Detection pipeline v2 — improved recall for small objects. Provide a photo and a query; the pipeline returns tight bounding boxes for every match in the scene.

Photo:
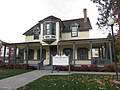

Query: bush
[0,63,35,70]
[67,65,74,71]
[90,64,97,71]
[6,64,14,69]
[81,65,88,71]
[97,67,105,72]
[74,67,81,71]
[58,66,66,71]
[104,64,115,72]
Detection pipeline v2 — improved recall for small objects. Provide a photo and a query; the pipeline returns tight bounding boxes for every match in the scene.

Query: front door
[50,45,57,65]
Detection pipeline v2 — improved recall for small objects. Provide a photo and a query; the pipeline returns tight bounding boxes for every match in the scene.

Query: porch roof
[2,41,42,49]
[2,38,112,48]
[58,38,112,43]
[58,38,112,47]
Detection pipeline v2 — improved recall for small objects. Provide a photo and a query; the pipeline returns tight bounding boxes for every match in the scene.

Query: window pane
[71,26,77,37]
[33,29,39,39]
[46,23,50,29]
[77,48,88,60]
[47,30,50,35]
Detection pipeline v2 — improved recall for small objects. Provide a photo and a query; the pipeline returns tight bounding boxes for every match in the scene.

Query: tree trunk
[117,0,120,32]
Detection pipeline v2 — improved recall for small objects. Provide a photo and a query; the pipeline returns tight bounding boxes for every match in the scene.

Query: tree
[91,0,120,31]
[91,0,120,60]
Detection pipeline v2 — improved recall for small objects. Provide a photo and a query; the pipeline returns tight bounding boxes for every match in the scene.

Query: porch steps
[40,65,52,70]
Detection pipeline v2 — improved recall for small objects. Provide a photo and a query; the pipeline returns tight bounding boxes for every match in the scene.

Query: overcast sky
[0,0,108,43]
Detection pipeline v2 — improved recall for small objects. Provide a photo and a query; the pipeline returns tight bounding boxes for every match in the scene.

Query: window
[46,23,50,35]
[63,48,73,62]
[33,26,40,39]
[26,49,34,60]
[77,48,88,60]
[43,22,56,35]
[37,49,46,60]
[71,23,78,37]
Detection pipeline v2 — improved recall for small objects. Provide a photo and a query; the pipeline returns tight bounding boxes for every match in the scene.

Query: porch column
[57,42,59,55]
[40,44,42,63]
[14,45,17,64]
[21,49,24,63]
[101,45,103,59]
[98,47,101,59]
[73,42,75,66]
[90,41,93,64]
[104,44,107,59]
[26,45,29,64]
[109,41,112,63]
[8,47,11,63]
[3,45,6,63]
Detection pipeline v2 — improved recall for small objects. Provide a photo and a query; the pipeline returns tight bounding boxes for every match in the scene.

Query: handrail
[38,58,45,70]
[39,58,44,65]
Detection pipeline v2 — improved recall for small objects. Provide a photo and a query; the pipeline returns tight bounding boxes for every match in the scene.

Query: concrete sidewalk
[0,70,50,90]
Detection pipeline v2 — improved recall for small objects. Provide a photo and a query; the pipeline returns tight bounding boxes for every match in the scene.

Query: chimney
[83,8,87,22]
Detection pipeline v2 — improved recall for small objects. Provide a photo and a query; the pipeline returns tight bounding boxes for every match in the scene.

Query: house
[2,9,113,69]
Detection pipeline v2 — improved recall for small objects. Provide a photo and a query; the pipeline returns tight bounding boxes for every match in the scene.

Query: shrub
[104,64,115,72]
[6,64,14,69]
[58,66,66,71]
[97,67,105,72]
[70,65,75,71]
[90,64,97,71]
[0,64,6,69]
[81,65,88,71]
[74,67,81,71]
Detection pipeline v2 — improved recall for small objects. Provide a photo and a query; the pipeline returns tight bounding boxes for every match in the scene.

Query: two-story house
[2,9,113,69]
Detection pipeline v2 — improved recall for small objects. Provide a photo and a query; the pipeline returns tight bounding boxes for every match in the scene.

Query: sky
[0,0,109,43]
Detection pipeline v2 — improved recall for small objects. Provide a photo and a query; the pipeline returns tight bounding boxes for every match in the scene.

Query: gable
[23,23,40,36]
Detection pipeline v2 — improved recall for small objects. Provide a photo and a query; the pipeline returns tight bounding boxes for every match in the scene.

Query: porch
[1,38,113,69]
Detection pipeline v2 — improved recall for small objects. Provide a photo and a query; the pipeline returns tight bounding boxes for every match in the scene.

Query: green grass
[0,69,31,80]
[18,74,120,90]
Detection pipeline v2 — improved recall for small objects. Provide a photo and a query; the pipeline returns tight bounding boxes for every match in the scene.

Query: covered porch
[1,38,113,69]
[57,38,113,67]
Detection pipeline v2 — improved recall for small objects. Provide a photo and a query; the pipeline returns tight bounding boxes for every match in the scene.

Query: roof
[23,23,40,35]
[23,15,92,35]
[58,38,112,43]
[62,18,92,32]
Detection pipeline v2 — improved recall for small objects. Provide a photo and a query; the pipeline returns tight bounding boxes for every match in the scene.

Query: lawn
[0,69,31,80]
[18,74,120,90]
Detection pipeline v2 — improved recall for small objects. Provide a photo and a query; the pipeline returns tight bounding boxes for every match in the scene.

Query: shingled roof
[23,23,40,35]
[23,15,92,35]
[62,18,92,32]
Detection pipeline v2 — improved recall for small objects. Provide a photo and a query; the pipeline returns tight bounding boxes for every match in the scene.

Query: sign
[53,54,69,65]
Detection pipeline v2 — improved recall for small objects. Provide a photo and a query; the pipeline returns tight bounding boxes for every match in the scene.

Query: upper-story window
[71,23,78,37]
[46,23,50,35]
[33,26,40,39]
[43,22,56,35]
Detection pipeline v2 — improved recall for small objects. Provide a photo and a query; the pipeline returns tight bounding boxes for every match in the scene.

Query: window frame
[43,21,56,35]
[77,48,88,60]
[33,26,40,40]
[71,23,78,37]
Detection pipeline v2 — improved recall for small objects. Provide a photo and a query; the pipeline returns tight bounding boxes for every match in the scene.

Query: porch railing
[92,59,112,65]
[71,59,111,65]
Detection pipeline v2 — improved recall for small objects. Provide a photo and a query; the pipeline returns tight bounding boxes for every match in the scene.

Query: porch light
[107,18,119,81]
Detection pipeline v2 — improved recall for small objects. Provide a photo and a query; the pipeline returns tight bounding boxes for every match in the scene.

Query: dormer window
[71,23,78,37]
[43,22,56,35]
[33,26,40,39]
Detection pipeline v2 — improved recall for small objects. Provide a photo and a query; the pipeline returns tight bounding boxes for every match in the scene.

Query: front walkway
[0,70,119,90]
[0,70,50,90]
